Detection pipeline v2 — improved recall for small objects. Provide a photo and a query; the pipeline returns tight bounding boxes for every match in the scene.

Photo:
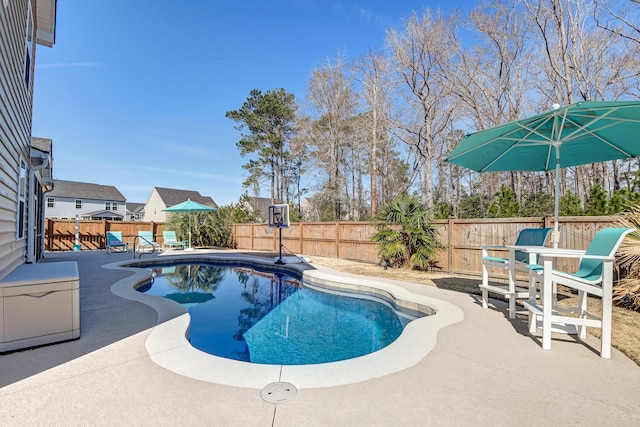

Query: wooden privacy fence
[232,215,620,279]
[46,216,620,279]
[45,219,166,251]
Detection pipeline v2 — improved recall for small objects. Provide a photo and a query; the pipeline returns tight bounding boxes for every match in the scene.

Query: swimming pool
[109,253,464,388]
[137,262,429,365]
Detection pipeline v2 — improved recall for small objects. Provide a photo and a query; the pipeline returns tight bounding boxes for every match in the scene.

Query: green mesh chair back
[513,228,552,264]
[572,228,634,282]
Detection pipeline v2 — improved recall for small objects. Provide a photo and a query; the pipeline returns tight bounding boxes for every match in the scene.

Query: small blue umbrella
[163,199,216,249]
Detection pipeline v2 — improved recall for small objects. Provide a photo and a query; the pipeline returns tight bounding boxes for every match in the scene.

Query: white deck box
[0,261,79,352]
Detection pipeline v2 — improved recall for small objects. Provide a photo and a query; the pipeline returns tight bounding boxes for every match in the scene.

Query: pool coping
[105,253,464,390]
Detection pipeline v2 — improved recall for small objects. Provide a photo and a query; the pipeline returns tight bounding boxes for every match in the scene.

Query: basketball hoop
[268,204,290,264]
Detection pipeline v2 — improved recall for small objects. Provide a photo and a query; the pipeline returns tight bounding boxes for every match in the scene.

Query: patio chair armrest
[521,247,585,256]
[481,245,505,250]
[504,245,548,251]
[481,245,505,257]
[525,249,613,261]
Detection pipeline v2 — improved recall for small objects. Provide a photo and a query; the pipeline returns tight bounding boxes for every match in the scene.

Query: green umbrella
[445,101,640,246]
[163,199,216,250]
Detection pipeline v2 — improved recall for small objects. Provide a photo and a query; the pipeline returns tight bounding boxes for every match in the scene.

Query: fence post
[336,222,340,259]
[46,218,52,251]
[448,216,455,274]
[231,224,235,248]
[299,223,304,255]
[151,221,157,241]
[102,220,108,249]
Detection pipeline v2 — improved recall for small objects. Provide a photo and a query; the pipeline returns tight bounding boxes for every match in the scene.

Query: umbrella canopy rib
[444,100,640,247]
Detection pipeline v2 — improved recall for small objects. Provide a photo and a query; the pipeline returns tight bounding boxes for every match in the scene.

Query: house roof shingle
[247,197,283,219]
[82,209,124,219]
[126,203,145,214]
[49,180,126,201]
[154,187,217,208]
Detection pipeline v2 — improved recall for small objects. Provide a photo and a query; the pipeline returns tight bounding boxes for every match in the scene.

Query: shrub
[370,194,444,270]
[613,201,640,311]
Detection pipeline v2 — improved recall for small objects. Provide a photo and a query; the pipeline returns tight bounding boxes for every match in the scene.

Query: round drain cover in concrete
[261,382,297,403]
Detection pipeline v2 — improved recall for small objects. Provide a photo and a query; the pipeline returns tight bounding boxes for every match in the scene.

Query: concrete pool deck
[1,249,640,426]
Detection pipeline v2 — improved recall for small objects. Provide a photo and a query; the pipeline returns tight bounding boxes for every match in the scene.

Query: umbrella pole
[187,213,193,251]
[553,146,561,248]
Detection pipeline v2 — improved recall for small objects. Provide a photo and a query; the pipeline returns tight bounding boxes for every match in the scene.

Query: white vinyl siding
[16,158,27,239]
[105,201,118,210]
[143,189,169,222]
[0,0,36,278]
[45,197,123,219]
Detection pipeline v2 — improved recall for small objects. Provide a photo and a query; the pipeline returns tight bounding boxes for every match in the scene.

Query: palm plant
[613,201,640,310]
[370,194,444,270]
[165,210,232,248]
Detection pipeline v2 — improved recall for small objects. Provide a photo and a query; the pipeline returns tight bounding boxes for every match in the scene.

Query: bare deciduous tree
[528,0,640,201]
[290,2,640,220]
[594,0,640,44]
[450,0,537,202]
[305,52,359,220]
[386,10,457,209]
[353,49,396,217]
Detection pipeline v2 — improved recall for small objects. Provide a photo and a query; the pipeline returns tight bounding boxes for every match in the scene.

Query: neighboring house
[30,137,54,259]
[0,0,57,275]
[246,197,283,222]
[126,202,145,221]
[45,180,126,220]
[144,187,217,222]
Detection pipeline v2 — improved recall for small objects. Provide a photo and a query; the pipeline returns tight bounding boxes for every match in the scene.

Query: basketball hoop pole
[269,204,289,265]
[275,225,284,264]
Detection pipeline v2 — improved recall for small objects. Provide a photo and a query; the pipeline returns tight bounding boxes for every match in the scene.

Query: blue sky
[32,0,475,205]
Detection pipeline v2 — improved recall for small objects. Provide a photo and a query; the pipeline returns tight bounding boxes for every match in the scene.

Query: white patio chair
[480,228,552,319]
[522,227,634,358]
[138,230,160,252]
[162,230,187,250]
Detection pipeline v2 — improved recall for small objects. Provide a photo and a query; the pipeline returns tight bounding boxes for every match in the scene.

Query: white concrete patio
[1,249,639,426]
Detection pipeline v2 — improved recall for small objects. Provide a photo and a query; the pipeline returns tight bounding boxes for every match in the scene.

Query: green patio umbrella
[163,198,216,250]
[445,100,640,246]
[164,291,214,306]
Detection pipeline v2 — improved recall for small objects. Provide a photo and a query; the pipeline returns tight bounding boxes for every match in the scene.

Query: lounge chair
[162,230,186,250]
[106,231,129,254]
[138,230,160,252]
[479,227,552,319]
[522,227,634,358]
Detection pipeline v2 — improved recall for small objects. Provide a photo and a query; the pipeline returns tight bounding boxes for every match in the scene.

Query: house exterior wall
[143,189,168,222]
[0,0,39,278]
[45,197,124,220]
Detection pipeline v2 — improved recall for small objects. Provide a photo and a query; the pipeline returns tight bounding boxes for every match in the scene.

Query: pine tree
[584,180,609,216]
[487,185,521,218]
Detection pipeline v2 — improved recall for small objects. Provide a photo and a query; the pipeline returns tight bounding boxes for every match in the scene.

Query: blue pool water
[138,262,427,365]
